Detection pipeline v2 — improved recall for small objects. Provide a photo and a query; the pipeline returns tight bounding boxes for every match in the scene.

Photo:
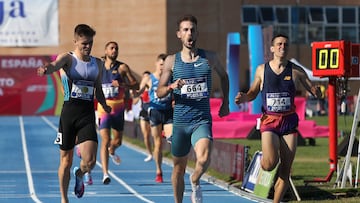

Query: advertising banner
[241,151,278,198]
[0,0,59,46]
[0,55,63,115]
[241,151,263,193]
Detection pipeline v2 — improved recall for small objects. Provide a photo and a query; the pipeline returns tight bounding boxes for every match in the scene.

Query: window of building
[325,26,339,40]
[325,8,338,23]
[342,26,357,41]
[342,7,356,23]
[291,7,306,24]
[291,24,306,43]
[242,7,258,24]
[241,5,360,44]
[309,7,324,23]
[308,25,323,42]
[259,7,274,23]
[276,7,289,23]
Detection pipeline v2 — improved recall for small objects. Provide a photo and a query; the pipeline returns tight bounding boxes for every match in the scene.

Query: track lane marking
[19,116,42,203]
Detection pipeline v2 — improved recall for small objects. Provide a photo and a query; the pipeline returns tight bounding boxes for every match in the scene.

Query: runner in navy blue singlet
[235,34,321,203]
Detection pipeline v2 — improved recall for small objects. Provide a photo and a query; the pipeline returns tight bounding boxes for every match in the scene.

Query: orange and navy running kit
[97,61,126,131]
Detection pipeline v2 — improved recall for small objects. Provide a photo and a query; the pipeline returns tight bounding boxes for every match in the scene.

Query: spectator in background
[317,84,327,115]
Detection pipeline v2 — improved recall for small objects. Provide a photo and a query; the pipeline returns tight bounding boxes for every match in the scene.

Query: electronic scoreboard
[312,40,359,77]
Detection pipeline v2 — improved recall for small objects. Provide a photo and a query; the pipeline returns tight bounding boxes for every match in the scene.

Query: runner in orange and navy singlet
[97,41,137,185]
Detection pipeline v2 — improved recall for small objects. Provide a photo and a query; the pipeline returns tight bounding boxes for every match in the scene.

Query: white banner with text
[0,0,58,47]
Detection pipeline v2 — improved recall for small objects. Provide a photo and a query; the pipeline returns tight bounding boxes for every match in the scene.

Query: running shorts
[57,101,98,151]
[171,123,212,157]
[260,112,299,135]
[148,108,173,127]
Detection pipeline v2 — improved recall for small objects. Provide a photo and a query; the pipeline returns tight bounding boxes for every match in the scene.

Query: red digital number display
[312,40,349,77]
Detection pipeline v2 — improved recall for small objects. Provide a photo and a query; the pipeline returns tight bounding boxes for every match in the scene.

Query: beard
[82,49,91,56]
[107,53,118,60]
[184,40,196,49]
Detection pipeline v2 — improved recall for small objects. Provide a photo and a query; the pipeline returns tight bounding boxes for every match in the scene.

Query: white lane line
[41,116,154,203]
[103,165,154,203]
[19,116,42,203]
[41,116,58,131]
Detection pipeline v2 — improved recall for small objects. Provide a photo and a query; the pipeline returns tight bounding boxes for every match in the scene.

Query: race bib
[71,80,94,101]
[180,77,209,99]
[54,132,63,145]
[266,92,291,112]
[102,83,119,98]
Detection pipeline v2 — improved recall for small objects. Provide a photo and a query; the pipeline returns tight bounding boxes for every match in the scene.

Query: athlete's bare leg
[151,125,163,175]
[172,156,188,203]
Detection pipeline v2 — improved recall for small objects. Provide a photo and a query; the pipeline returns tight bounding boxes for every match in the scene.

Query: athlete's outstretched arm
[37,53,71,76]
[235,64,263,104]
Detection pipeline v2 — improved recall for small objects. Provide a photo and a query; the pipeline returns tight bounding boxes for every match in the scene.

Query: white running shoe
[190,174,202,203]
[144,155,152,162]
[103,174,111,185]
[109,153,121,165]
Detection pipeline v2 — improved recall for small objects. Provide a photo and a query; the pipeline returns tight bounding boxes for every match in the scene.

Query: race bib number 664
[180,77,209,99]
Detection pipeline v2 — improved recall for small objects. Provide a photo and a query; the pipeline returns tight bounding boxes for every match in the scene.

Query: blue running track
[0,116,270,203]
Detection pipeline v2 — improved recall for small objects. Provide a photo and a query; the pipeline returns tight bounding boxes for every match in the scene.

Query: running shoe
[155,173,163,183]
[84,172,93,185]
[73,167,84,198]
[190,174,202,203]
[144,154,152,162]
[109,153,121,165]
[166,135,172,144]
[75,145,81,159]
[103,174,111,185]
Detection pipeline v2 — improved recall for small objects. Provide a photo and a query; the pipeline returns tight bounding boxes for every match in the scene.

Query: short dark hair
[157,53,168,61]
[74,24,96,38]
[176,14,197,30]
[271,34,288,45]
[105,41,118,49]
[143,70,151,75]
